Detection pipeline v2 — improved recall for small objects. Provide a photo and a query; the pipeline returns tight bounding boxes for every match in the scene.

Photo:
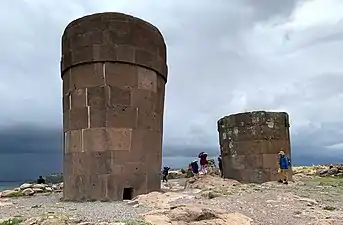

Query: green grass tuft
[0,218,23,225]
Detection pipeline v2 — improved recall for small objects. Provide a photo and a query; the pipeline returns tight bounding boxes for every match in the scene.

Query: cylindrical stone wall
[61,12,167,201]
[217,111,292,183]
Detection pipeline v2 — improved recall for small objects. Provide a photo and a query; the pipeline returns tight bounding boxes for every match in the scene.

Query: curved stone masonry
[217,111,292,183]
[61,12,168,201]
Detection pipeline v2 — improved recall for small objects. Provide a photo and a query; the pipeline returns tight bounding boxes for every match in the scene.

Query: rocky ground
[1,166,343,225]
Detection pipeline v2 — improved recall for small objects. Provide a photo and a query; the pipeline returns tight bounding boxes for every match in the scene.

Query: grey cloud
[0,0,343,180]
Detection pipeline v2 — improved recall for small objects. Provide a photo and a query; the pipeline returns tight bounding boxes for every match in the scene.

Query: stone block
[130,89,157,112]
[69,32,92,49]
[262,154,279,169]
[116,45,135,62]
[65,130,82,153]
[106,128,132,150]
[69,107,88,130]
[106,105,138,128]
[62,70,72,94]
[137,67,157,92]
[84,175,102,200]
[70,63,104,89]
[89,107,106,128]
[62,94,70,112]
[109,86,131,106]
[104,23,131,45]
[229,155,246,170]
[89,151,112,175]
[244,154,263,169]
[137,110,160,131]
[105,62,138,88]
[92,44,118,62]
[104,174,119,200]
[70,89,87,108]
[63,110,70,132]
[135,49,156,71]
[63,153,74,176]
[146,169,161,192]
[87,86,109,107]
[83,128,107,151]
[71,46,94,65]
[155,78,166,115]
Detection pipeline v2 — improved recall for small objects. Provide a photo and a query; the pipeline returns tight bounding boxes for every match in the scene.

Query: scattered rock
[1,190,23,198]
[22,188,35,196]
[20,183,33,190]
[32,184,46,189]
[143,205,253,225]
[32,188,44,193]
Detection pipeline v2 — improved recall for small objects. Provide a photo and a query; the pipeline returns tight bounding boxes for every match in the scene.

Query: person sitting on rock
[37,176,45,184]
[190,160,199,175]
[198,152,208,174]
[218,156,223,177]
[277,151,291,184]
[162,166,170,183]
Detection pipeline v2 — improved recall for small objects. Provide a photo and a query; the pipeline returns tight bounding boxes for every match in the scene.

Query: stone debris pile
[0,182,63,198]
[317,165,343,177]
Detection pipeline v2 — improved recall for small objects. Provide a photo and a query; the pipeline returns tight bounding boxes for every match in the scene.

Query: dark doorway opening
[123,188,133,200]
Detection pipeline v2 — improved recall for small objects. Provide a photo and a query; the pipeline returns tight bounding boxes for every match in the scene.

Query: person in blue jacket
[277,151,291,184]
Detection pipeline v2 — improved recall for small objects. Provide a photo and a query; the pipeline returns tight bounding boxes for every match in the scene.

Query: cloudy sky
[1,0,343,180]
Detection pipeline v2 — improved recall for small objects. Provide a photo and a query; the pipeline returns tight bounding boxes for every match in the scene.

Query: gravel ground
[1,192,151,223]
[167,178,343,225]
[1,176,343,224]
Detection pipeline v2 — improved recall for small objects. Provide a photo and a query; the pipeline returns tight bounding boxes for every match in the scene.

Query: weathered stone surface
[61,12,167,201]
[218,111,292,183]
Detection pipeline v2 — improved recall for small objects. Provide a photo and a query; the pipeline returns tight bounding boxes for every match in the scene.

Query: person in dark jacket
[218,156,223,177]
[37,176,45,184]
[198,152,208,174]
[277,151,291,184]
[162,166,170,183]
[190,160,199,175]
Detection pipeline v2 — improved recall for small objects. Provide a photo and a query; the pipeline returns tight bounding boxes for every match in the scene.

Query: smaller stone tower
[217,111,292,183]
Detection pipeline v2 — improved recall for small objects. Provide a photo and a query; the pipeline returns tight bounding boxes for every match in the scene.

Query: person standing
[162,166,170,183]
[190,160,199,176]
[198,152,208,175]
[218,156,223,177]
[37,176,45,184]
[277,151,291,184]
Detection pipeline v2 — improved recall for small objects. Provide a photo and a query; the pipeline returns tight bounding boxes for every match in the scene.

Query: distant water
[0,181,22,191]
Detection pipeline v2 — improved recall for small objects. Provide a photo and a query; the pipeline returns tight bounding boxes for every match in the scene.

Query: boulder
[327,167,339,175]
[22,188,35,196]
[0,190,22,198]
[20,183,33,190]
[143,205,253,225]
[32,184,46,189]
[32,188,44,193]
[45,187,53,192]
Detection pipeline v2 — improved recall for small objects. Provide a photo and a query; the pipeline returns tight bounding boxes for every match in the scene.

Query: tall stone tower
[61,12,168,201]
[217,111,292,183]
